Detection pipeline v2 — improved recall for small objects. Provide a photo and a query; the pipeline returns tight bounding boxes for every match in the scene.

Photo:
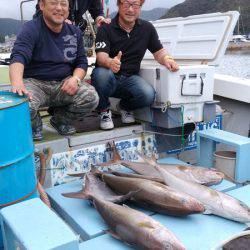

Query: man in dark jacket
[34,0,110,28]
[10,0,99,140]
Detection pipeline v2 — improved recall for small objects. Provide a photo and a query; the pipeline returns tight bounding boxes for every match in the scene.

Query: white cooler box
[136,11,239,128]
[140,65,214,105]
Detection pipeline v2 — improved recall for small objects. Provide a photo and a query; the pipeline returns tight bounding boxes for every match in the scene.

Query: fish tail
[112,189,141,204]
[67,172,86,178]
[62,189,89,200]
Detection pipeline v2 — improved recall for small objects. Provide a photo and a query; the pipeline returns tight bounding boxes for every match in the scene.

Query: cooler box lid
[143,11,239,66]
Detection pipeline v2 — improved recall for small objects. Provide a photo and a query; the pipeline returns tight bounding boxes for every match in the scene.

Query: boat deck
[46,157,248,250]
[34,111,142,156]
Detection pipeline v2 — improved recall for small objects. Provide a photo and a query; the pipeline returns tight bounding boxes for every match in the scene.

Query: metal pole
[20,0,35,23]
[238,5,241,35]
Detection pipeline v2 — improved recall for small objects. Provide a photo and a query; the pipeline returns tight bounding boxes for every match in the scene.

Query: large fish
[113,147,225,186]
[62,170,134,203]
[99,172,204,216]
[121,159,224,186]
[93,196,186,250]
[101,145,224,186]
[155,164,250,223]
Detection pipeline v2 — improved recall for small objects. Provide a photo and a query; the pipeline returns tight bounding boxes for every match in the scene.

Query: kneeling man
[10,0,99,140]
[91,0,179,130]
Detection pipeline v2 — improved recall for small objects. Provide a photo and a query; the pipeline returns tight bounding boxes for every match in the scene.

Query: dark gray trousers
[23,78,99,130]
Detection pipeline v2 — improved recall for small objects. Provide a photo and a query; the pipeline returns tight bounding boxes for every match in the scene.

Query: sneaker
[117,105,135,124]
[32,128,43,141]
[100,110,114,130]
[50,116,76,135]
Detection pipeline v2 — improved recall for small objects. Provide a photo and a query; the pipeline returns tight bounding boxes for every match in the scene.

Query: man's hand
[164,58,179,72]
[12,82,32,99]
[65,19,73,24]
[61,76,79,96]
[96,16,111,27]
[109,51,122,73]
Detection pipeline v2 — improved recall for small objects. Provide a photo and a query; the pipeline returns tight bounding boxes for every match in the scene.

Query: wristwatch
[164,55,174,61]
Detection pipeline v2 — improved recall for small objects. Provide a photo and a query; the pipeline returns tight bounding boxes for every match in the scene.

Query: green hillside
[0,18,22,36]
[162,0,250,34]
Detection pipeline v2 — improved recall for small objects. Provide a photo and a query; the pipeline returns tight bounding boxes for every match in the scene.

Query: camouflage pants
[23,78,99,129]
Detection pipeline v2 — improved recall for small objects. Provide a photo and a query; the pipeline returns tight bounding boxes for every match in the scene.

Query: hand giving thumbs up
[110,51,122,73]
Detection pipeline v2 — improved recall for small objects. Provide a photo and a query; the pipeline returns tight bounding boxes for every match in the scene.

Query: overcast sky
[0,0,185,20]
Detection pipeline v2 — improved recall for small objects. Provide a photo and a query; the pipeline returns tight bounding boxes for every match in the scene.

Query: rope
[37,182,51,208]
[181,105,185,149]
[0,186,37,208]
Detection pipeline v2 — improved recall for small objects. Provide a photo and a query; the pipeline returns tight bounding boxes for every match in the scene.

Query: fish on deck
[93,197,186,250]
[98,172,204,216]
[155,165,250,223]
[62,170,135,203]
[62,169,186,249]
[100,145,225,186]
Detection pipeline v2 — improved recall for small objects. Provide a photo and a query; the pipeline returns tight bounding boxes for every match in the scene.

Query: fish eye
[163,241,173,250]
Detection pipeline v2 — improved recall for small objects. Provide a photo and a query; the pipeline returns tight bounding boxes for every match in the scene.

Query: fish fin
[62,190,88,200]
[67,172,85,178]
[137,221,155,229]
[105,230,121,240]
[111,189,141,204]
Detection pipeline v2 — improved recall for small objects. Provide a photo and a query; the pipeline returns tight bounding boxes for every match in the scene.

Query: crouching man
[9,0,99,140]
[91,0,179,130]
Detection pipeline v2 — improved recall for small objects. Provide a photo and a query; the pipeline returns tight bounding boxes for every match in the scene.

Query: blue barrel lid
[0,91,28,110]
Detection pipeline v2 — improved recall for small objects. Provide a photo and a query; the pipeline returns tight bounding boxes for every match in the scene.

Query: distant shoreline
[227,42,250,51]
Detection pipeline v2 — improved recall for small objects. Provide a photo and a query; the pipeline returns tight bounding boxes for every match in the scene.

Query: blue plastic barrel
[0,91,38,205]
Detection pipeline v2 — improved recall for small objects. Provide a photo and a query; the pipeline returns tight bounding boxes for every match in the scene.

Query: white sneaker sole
[100,123,114,130]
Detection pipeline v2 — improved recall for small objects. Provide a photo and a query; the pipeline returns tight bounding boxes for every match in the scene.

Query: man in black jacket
[91,0,179,130]
[34,0,110,29]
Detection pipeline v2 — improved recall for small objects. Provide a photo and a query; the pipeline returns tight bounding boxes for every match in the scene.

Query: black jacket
[34,0,104,25]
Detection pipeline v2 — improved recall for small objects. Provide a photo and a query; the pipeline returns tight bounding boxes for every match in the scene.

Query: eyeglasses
[47,0,69,8]
[121,1,141,10]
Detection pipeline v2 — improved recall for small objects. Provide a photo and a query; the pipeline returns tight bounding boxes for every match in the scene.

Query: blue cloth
[10,16,88,81]
[91,67,155,111]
